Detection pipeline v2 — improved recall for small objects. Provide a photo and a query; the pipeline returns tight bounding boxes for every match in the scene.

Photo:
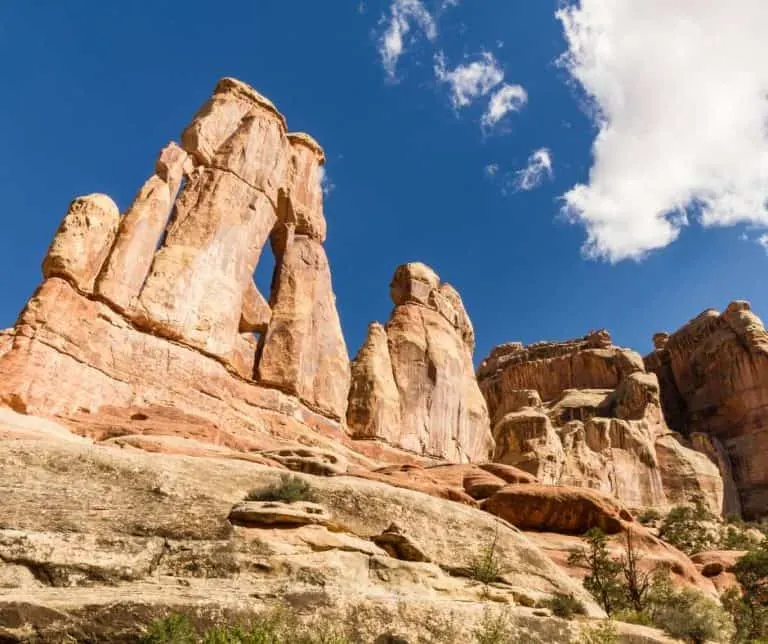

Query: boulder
[228,500,332,527]
[481,484,634,534]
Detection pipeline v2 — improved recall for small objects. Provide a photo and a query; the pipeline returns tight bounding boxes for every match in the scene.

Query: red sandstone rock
[42,194,120,294]
[645,301,768,518]
[257,230,350,420]
[348,263,492,463]
[481,484,634,534]
[479,332,724,513]
[96,143,189,314]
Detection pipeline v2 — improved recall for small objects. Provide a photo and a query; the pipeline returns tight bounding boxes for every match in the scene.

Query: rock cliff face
[478,331,724,513]
[645,301,768,519]
[347,262,493,463]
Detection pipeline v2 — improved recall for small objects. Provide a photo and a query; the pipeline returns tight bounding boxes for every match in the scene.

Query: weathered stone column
[42,194,120,294]
[95,142,190,313]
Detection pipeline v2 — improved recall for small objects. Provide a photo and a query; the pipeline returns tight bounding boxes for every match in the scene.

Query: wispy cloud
[434,51,503,108]
[318,166,335,196]
[378,0,437,79]
[513,148,553,192]
[485,163,500,178]
[482,83,528,129]
[759,234,768,254]
[557,0,768,262]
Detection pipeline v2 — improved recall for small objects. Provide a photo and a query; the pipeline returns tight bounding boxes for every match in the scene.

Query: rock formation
[347,262,493,463]
[0,78,350,432]
[645,301,768,519]
[478,330,724,513]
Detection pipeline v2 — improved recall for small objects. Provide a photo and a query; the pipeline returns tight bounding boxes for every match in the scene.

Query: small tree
[569,528,624,615]
[620,529,651,612]
[470,527,502,586]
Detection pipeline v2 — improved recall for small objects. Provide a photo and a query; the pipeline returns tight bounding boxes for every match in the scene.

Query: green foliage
[659,500,718,556]
[721,524,760,550]
[636,508,662,526]
[543,593,587,620]
[245,474,315,504]
[646,575,733,643]
[470,529,502,585]
[472,608,516,644]
[568,528,624,615]
[725,543,768,642]
[141,614,197,644]
[140,610,349,644]
[578,620,618,644]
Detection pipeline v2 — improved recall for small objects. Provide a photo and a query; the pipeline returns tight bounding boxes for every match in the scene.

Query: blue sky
[0,1,766,363]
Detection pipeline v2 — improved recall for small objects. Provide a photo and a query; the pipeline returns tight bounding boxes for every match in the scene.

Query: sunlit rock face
[478,330,725,514]
[645,301,768,519]
[347,262,494,463]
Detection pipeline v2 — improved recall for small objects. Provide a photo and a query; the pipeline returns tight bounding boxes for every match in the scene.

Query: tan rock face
[257,231,350,420]
[479,332,724,513]
[347,263,493,462]
[645,301,768,519]
[95,143,189,313]
[42,194,120,294]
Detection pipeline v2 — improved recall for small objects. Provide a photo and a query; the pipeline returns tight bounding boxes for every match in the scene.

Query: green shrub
[470,530,501,585]
[245,474,315,504]
[649,586,733,643]
[141,611,349,644]
[544,593,587,619]
[636,508,662,526]
[472,608,516,644]
[579,620,618,644]
[725,543,768,642]
[721,524,760,550]
[140,614,197,644]
[659,501,718,556]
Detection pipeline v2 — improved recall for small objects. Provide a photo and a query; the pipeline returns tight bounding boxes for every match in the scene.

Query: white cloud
[557,0,768,262]
[434,51,504,108]
[513,148,554,192]
[759,234,768,253]
[485,163,499,177]
[318,166,335,196]
[379,0,437,78]
[482,83,528,129]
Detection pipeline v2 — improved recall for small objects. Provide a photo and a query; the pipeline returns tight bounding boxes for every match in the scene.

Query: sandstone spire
[347,262,493,462]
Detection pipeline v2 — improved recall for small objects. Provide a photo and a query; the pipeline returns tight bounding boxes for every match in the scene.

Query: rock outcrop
[347,263,493,462]
[0,78,350,433]
[478,331,724,513]
[645,301,768,519]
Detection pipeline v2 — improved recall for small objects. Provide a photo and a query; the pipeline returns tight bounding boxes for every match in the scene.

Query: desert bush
[724,542,768,642]
[141,614,196,644]
[659,500,719,556]
[544,593,587,619]
[470,529,502,585]
[647,581,733,643]
[636,508,662,526]
[579,620,618,644]
[141,610,349,644]
[245,474,315,504]
[472,607,516,644]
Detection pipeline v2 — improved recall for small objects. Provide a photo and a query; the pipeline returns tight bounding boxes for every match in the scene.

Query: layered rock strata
[0,78,350,429]
[478,331,724,513]
[347,262,493,463]
[645,301,768,518]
